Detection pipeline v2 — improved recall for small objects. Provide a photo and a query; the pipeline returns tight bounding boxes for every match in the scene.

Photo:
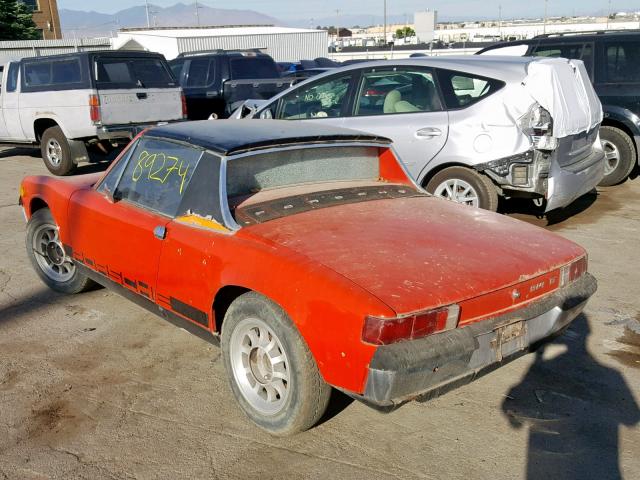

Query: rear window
[226,146,380,198]
[604,41,640,83]
[436,69,504,109]
[23,58,84,88]
[95,57,177,89]
[230,57,279,80]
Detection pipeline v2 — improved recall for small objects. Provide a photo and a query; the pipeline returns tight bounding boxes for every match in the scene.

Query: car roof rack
[534,29,640,38]
[176,48,267,58]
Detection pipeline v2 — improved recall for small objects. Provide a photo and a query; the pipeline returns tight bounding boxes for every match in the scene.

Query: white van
[0,51,186,175]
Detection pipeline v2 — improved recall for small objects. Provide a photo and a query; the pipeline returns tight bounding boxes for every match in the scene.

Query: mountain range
[61,3,281,37]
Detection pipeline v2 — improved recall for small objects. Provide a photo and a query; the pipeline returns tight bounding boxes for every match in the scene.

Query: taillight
[560,255,588,287]
[362,305,460,345]
[364,89,385,96]
[89,94,101,124]
[181,93,188,119]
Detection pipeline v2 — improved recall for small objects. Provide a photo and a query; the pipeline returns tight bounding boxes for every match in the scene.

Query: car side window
[169,59,185,80]
[605,41,640,83]
[24,61,51,86]
[355,68,442,116]
[6,63,19,92]
[436,69,505,109]
[277,74,352,119]
[186,58,216,87]
[530,43,594,76]
[114,137,203,217]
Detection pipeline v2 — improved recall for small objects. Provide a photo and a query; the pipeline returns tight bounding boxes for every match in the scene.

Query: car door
[66,136,203,304]
[269,71,358,128]
[155,151,228,332]
[181,57,222,120]
[343,66,449,180]
[3,62,26,140]
[595,39,640,119]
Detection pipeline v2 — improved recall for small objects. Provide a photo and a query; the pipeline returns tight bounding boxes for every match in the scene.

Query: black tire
[221,292,331,436]
[425,166,499,211]
[598,126,637,187]
[40,126,76,176]
[26,209,93,294]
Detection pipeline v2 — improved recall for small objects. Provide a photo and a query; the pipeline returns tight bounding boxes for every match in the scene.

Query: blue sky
[56,1,640,20]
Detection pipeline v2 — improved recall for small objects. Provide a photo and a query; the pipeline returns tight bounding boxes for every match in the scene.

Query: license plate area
[492,320,527,361]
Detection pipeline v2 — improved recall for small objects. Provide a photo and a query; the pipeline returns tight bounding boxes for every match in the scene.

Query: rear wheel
[598,126,636,187]
[221,292,331,436]
[40,126,76,176]
[425,166,499,211]
[26,209,93,294]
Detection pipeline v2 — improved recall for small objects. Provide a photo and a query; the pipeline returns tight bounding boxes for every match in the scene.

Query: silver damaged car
[231,56,605,212]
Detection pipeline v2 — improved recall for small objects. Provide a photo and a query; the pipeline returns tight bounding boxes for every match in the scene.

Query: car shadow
[501,314,640,479]
[501,189,600,227]
[0,146,40,160]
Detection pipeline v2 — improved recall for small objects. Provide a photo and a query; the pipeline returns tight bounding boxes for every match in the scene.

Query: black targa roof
[145,120,392,156]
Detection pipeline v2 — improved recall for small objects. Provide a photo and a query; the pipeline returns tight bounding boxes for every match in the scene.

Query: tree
[395,26,415,39]
[0,1,41,41]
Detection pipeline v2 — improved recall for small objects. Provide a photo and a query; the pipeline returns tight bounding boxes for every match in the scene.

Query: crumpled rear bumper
[361,273,597,407]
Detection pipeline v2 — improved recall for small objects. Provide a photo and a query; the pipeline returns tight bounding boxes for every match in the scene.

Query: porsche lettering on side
[20,120,596,435]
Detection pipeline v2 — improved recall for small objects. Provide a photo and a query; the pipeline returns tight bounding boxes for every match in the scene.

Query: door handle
[153,225,166,240]
[136,92,148,99]
[416,127,442,138]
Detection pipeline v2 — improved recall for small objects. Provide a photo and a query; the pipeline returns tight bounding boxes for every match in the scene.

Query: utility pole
[145,0,151,28]
[195,0,201,26]
[606,0,611,30]
[383,0,387,46]
[543,0,548,35]
[498,4,502,39]
[335,9,340,39]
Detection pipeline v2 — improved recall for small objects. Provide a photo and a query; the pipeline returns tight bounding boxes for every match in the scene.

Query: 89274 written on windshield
[115,137,203,216]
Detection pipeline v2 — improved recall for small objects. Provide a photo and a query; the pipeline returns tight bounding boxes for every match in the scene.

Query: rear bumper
[97,120,184,140]
[545,147,605,212]
[361,273,597,407]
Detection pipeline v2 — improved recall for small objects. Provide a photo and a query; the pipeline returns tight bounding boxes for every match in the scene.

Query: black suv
[478,31,640,186]
[169,50,293,120]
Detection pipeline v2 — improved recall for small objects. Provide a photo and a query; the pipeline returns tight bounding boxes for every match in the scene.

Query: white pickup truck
[0,51,186,175]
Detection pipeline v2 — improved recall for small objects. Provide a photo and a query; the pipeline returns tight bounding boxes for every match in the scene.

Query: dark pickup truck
[169,50,294,120]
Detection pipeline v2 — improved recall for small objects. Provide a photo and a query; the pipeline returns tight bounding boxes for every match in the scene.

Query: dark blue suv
[478,31,640,186]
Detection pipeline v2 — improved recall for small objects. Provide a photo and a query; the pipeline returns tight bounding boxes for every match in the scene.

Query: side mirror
[208,112,219,120]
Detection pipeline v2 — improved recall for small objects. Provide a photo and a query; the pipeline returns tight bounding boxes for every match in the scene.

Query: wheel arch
[419,161,477,187]
[28,197,49,218]
[212,284,251,334]
[33,118,61,143]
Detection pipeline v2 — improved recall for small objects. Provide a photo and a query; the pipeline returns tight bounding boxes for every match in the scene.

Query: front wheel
[26,209,93,294]
[221,292,331,436]
[425,166,499,211]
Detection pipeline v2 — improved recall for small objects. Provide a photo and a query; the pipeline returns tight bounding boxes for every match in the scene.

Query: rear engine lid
[241,196,585,317]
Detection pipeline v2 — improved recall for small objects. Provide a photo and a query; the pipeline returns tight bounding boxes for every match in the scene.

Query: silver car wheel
[433,179,480,207]
[602,139,620,176]
[46,138,63,166]
[32,223,75,283]
[229,317,290,415]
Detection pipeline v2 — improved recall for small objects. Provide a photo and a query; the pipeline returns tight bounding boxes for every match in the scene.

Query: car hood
[240,196,584,315]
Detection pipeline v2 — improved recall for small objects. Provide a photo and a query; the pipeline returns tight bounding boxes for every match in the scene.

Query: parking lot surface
[0,149,639,480]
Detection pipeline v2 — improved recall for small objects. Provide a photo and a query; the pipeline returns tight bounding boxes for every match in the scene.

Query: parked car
[169,50,293,120]
[0,51,186,175]
[21,120,596,435]
[477,30,640,186]
[230,56,605,212]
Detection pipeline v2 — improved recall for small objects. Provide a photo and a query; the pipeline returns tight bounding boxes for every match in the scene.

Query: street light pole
[145,0,151,28]
[383,0,387,46]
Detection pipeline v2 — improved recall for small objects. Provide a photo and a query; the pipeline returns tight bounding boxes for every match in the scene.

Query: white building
[113,26,328,61]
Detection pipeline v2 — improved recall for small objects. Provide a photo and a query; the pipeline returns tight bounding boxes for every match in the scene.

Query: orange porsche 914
[20,120,596,435]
